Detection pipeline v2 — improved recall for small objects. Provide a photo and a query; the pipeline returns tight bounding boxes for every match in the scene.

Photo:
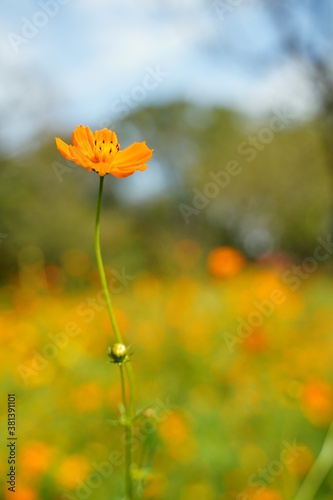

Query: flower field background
[1,98,333,500]
[1,236,333,498]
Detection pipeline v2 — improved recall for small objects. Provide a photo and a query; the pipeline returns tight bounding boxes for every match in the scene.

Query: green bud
[108,343,128,364]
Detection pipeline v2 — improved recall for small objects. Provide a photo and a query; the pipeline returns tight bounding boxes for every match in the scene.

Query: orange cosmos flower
[55,125,153,177]
[207,246,246,278]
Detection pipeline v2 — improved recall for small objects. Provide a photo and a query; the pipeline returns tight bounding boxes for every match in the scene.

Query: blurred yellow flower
[70,382,104,412]
[61,249,91,279]
[180,482,215,500]
[286,444,314,477]
[142,473,168,498]
[55,454,91,489]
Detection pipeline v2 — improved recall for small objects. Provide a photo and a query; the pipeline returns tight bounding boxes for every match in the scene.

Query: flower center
[93,137,120,162]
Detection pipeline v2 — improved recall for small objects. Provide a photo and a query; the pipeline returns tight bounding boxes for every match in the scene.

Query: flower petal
[55,137,72,161]
[112,142,153,171]
[68,145,94,170]
[94,128,118,146]
[111,164,148,178]
[92,162,112,176]
[72,125,94,158]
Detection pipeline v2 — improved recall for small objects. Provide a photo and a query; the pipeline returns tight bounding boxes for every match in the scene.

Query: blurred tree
[119,103,331,257]
[0,101,331,286]
[207,0,333,172]
[260,0,333,171]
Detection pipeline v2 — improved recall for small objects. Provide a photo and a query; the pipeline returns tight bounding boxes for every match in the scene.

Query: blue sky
[0,0,325,154]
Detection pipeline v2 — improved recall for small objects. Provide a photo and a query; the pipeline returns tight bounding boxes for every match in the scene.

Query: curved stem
[294,418,333,500]
[94,176,135,500]
[94,175,123,344]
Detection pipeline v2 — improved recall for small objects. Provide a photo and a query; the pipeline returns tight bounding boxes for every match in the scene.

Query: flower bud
[108,343,128,364]
[143,408,156,419]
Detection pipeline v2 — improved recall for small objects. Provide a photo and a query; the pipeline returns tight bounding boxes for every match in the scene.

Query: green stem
[94,176,135,500]
[120,364,133,498]
[126,362,135,419]
[119,365,128,413]
[125,426,133,499]
[94,176,123,344]
[294,418,333,500]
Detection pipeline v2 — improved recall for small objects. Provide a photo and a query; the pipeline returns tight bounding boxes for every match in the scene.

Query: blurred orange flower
[253,491,283,500]
[5,486,37,500]
[243,328,268,354]
[159,413,196,462]
[301,381,333,426]
[56,125,153,177]
[20,441,55,477]
[207,246,246,278]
